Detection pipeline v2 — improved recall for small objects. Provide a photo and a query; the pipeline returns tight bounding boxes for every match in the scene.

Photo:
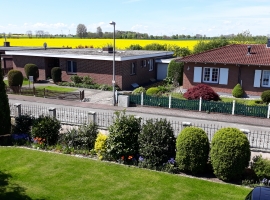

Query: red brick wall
[12,56,46,80]
[183,62,270,96]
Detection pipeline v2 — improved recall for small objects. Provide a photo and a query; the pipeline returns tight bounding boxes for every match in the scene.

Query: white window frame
[130,62,136,75]
[261,70,270,87]
[149,59,153,71]
[67,60,77,74]
[203,67,219,83]
[143,60,147,67]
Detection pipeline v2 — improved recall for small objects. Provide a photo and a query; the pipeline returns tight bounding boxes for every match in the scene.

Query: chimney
[247,46,251,55]
[267,38,270,48]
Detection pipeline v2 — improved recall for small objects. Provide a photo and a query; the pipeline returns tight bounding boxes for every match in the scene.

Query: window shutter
[73,62,77,73]
[219,68,229,85]
[254,70,261,87]
[193,67,202,83]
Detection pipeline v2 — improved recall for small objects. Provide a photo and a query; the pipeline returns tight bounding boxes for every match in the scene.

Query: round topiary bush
[8,70,23,87]
[183,84,220,101]
[261,90,270,104]
[51,67,62,83]
[232,83,244,98]
[132,87,146,94]
[146,87,160,96]
[138,118,176,169]
[24,63,39,82]
[210,127,250,181]
[176,127,210,174]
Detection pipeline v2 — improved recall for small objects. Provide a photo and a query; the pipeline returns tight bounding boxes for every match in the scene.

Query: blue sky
[1,0,270,37]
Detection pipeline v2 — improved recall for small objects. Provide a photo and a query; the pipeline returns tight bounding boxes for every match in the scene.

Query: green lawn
[35,85,77,92]
[0,147,251,200]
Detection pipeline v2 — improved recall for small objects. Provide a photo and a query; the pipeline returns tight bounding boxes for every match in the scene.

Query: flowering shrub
[32,137,46,149]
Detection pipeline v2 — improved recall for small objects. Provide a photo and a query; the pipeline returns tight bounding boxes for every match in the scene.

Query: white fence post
[14,103,21,117]
[141,92,144,106]
[88,111,96,124]
[169,94,171,108]
[115,90,118,103]
[267,103,270,119]
[199,97,202,112]
[48,107,56,118]
[232,100,235,115]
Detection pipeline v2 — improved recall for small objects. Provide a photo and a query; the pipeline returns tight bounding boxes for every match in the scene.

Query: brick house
[2,48,173,90]
[176,41,270,96]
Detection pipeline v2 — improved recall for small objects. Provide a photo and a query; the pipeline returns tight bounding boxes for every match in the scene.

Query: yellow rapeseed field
[0,38,199,50]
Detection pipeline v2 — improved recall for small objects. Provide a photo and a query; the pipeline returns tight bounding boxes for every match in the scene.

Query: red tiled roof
[176,44,270,66]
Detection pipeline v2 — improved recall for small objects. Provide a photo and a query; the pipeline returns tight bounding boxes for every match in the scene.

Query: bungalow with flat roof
[2,48,173,90]
[175,40,270,97]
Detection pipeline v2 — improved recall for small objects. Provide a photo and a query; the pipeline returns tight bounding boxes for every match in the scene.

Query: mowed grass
[35,85,77,92]
[1,38,199,50]
[0,147,251,200]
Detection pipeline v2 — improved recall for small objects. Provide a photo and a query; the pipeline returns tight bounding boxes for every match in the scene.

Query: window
[203,67,219,83]
[67,61,77,74]
[149,59,153,71]
[141,60,147,67]
[262,70,270,87]
[130,62,136,75]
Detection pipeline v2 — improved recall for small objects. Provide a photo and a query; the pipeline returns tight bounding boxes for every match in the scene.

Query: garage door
[157,63,168,80]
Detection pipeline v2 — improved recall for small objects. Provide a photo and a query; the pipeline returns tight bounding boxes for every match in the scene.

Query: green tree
[0,68,11,135]
[193,38,230,54]
[167,60,184,85]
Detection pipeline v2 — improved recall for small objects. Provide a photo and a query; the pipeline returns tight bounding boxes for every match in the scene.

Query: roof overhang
[5,51,174,61]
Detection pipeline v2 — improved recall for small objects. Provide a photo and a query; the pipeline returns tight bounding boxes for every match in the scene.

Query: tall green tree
[193,38,230,54]
[0,68,11,135]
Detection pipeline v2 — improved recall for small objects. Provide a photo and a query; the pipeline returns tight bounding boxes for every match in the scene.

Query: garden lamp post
[110,21,116,106]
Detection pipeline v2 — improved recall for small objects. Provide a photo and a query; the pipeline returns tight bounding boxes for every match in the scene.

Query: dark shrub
[251,155,270,180]
[183,84,220,101]
[8,70,23,86]
[59,123,98,151]
[51,67,62,83]
[70,75,82,84]
[107,111,141,163]
[13,114,34,134]
[167,60,184,85]
[138,118,176,169]
[31,116,61,146]
[232,83,244,98]
[261,90,270,104]
[176,127,210,174]
[24,63,39,82]
[146,87,159,96]
[0,68,11,136]
[210,127,250,181]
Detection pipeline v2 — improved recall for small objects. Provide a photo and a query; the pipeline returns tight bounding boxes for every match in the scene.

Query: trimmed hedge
[51,67,62,83]
[261,90,270,104]
[146,87,160,96]
[8,70,23,86]
[232,83,244,98]
[24,63,39,82]
[167,60,184,85]
[183,84,220,101]
[132,87,146,94]
[210,127,250,181]
[176,127,210,174]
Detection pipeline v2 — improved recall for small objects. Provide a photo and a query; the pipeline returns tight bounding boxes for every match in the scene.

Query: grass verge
[35,85,77,92]
[0,147,251,200]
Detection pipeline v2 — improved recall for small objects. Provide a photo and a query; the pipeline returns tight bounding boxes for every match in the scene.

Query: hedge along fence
[127,93,270,118]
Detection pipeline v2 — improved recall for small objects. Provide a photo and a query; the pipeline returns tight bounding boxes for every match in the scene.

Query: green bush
[70,75,83,84]
[126,44,143,50]
[31,116,61,146]
[138,118,176,169]
[24,63,39,82]
[210,127,250,181]
[82,75,93,85]
[167,60,184,85]
[144,43,166,51]
[13,114,34,134]
[59,123,98,151]
[0,68,11,135]
[7,70,23,86]
[132,87,145,94]
[261,90,270,104]
[251,155,270,180]
[51,67,62,83]
[232,83,244,98]
[146,87,160,96]
[176,127,210,174]
[107,111,141,163]
[94,133,108,160]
